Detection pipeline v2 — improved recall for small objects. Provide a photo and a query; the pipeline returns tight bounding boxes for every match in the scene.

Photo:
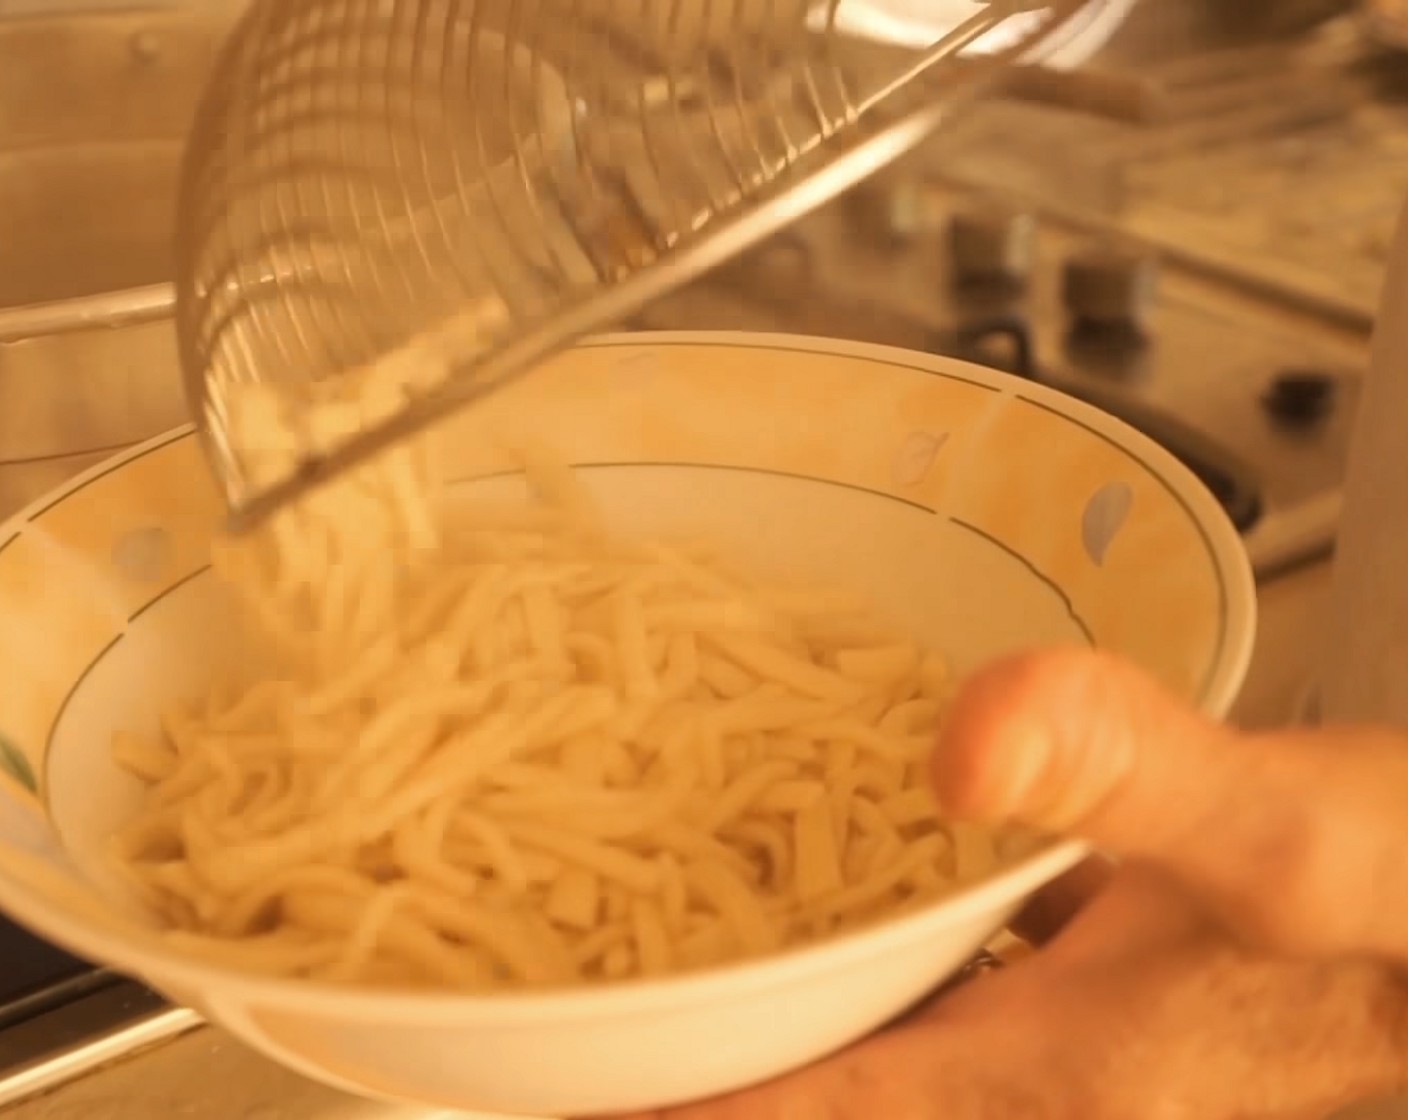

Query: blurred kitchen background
[1,1,1407,1118]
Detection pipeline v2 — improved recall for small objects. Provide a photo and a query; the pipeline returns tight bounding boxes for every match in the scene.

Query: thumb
[931,648,1408,965]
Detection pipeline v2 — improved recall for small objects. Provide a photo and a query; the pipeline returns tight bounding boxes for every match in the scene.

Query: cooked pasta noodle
[108,360,1000,990]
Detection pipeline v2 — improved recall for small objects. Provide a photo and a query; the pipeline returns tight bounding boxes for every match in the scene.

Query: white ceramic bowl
[0,333,1255,1119]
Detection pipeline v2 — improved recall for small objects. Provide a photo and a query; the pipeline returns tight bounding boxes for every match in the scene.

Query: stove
[2,2,1406,1113]
[625,8,1408,582]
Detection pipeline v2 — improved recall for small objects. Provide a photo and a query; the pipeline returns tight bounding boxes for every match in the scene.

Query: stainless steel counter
[1233,560,1332,732]
[7,555,1384,1120]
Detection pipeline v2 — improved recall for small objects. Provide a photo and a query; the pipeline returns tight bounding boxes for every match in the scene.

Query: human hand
[608,650,1408,1120]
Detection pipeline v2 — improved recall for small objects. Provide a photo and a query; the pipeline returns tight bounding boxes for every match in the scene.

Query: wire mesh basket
[175,0,1106,528]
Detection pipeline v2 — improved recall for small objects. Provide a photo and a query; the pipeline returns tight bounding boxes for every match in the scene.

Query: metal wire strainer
[175,0,1106,530]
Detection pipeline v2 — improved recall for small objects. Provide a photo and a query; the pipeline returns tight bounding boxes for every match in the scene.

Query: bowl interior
[0,332,1255,999]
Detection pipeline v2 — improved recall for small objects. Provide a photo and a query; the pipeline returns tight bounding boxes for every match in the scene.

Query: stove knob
[1061,246,1160,333]
[875,178,946,244]
[949,208,1036,287]
[1263,369,1338,426]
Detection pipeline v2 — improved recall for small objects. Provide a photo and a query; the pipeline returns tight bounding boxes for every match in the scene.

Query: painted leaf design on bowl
[1081,481,1134,567]
[0,781,67,869]
[0,733,37,794]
